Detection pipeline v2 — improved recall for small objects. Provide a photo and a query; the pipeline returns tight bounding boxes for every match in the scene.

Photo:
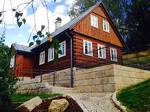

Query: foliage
[126,0,150,51]
[11,93,62,103]
[0,43,18,111]
[0,31,5,45]
[117,79,150,112]
[15,11,26,27]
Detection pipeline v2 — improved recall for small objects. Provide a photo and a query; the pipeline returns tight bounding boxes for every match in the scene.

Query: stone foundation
[32,64,150,93]
[74,64,150,93]
[16,79,52,94]
[37,68,72,87]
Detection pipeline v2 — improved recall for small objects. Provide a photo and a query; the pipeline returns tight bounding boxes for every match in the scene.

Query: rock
[16,96,42,112]
[48,99,69,112]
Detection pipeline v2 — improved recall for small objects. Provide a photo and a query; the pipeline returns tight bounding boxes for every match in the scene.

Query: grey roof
[31,1,102,50]
[12,43,31,53]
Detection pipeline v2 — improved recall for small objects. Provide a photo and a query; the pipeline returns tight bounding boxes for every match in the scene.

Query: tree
[126,0,150,51]
[0,36,18,111]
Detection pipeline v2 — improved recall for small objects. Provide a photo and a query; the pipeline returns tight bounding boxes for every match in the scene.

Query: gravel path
[68,93,120,112]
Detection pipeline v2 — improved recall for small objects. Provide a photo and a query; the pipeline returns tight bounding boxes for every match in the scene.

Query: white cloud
[26,4,70,34]
[17,33,23,37]
[55,0,63,3]
[6,25,16,29]
[65,0,75,7]
[54,5,66,15]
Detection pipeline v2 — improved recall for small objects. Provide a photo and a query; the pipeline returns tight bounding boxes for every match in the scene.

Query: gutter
[65,32,74,88]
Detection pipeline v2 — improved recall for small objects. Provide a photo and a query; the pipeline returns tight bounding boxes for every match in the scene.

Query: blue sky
[0,0,75,46]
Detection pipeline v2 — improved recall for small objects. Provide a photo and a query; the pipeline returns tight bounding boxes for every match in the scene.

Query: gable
[73,4,123,47]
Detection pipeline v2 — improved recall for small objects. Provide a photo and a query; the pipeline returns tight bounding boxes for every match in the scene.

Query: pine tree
[126,0,150,51]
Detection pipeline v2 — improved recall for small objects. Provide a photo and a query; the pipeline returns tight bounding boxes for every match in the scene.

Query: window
[103,20,109,32]
[39,51,45,65]
[48,48,54,62]
[10,56,15,68]
[98,44,106,59]
[83,40,93,56]
[59,41,66,58]
[91,15,98,28]
[110,48,117,62]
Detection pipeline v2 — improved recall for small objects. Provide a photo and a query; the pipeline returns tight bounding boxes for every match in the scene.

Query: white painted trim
[39,51,45,65]
[110,48,118,62]
[91,15,98,28]
[58,41,66,58]
[83,40,93,56]
[98,44,106,59]
[103,19,110,33]
[48,48,54,62]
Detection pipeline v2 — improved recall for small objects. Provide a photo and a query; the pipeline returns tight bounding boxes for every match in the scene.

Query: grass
[117,79,150,112]
[11,93,62,103]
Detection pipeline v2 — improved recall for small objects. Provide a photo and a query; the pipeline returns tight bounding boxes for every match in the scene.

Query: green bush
[0,44,18,112]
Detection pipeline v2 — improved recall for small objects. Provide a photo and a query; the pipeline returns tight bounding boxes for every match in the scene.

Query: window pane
[91,15,98,28]
[39,51,45,65]
[83,40,93,56]
[59,41,66,58]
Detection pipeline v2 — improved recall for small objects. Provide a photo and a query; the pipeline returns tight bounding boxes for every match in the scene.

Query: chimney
[55,17,62,30]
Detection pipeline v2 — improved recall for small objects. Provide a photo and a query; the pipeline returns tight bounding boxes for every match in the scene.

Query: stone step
[50,86,77,94]
[49,85,112,97]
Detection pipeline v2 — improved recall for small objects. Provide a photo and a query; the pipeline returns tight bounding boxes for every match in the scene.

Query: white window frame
[48,48,54,62]
[39,51,45,65]
[103,20,110,32]
[83,40,93,56]
[10,56,15,68]
[98,44,106,59]
[91,15,98,28]
[58,41,66,58]
[110,48,118,62]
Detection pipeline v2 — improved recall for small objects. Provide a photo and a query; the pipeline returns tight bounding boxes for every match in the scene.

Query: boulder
[48,99,69,112]
[16,96,42,112]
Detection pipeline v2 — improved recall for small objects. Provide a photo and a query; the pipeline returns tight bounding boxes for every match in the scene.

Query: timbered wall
[34,36,71,76]
[73,34,122,68]
[15,54,34,77]
[73,5,123,47]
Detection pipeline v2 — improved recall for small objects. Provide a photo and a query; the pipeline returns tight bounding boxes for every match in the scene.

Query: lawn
[11,93,62,103]
[117,79,150,112]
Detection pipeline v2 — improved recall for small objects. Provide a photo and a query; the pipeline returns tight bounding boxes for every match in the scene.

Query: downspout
[14,53,17,76]
[65,32,74,88]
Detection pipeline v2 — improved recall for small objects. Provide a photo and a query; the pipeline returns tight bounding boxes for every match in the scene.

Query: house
[11,2,125,82]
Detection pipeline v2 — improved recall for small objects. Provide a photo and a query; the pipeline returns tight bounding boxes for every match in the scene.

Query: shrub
[0,44,18,112]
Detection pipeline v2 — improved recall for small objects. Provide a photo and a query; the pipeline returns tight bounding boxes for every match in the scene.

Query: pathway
[67,93,120,112]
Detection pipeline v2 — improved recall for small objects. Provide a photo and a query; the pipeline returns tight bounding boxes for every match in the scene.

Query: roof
[12,43,31,53]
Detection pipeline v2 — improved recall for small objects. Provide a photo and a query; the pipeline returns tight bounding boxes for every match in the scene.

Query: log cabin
[10,1,125,80]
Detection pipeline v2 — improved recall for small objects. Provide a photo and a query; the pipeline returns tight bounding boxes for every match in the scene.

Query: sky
[0,0,75,47]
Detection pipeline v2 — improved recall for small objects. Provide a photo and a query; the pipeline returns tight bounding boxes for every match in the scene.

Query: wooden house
[11,2,125,78]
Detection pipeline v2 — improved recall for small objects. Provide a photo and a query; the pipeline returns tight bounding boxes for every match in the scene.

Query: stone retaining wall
[74,64,150,93]
[16,79,52,94]
[29,64,150,93]
[37,68,72,87]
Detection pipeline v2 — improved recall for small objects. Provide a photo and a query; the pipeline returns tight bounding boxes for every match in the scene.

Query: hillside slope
[117,79,150,112]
